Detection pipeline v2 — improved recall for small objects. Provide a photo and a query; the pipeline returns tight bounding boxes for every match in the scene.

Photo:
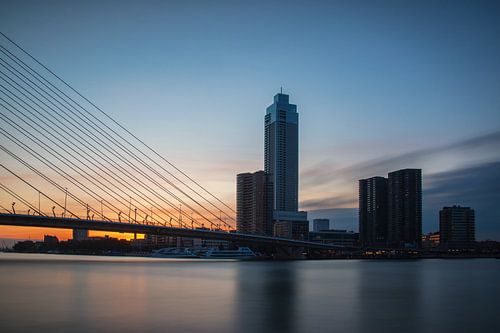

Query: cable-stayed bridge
[0,214,341,250]
[0,32,349,252]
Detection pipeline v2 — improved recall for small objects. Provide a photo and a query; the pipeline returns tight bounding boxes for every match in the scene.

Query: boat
[201,247,257,259]
[151,247,199,258]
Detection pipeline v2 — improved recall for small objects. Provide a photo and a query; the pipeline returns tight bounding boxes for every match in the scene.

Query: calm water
[0,253,499,333]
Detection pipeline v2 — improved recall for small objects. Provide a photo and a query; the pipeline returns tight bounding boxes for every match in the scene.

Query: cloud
[301,130,500,189]
[300,195,357,211]
[305,161,500,240]
[423,161,500,240]
[300,131,500,240]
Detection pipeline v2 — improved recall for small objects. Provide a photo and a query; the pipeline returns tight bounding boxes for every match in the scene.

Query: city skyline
[1,0,499,240]
[1,3,499,333]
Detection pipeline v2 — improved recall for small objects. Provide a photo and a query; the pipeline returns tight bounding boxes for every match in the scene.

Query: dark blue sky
[1,0,499,239]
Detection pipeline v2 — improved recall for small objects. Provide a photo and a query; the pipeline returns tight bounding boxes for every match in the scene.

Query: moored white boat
[151,247,199,258]
[201,247,256,259]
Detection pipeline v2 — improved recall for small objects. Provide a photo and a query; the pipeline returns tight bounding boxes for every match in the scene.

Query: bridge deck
[0,213,353,250]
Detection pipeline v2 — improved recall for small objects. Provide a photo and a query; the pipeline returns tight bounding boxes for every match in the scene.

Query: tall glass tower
[264,92,308,240]
[264,93,299,212]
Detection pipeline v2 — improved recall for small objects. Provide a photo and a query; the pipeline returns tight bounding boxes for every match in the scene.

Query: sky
[0,0,499,240]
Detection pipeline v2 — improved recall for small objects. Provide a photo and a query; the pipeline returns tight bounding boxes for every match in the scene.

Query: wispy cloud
[300,131,500,240]
[301,130,500,190]
[300,195,357,211]
[423,161,500,240]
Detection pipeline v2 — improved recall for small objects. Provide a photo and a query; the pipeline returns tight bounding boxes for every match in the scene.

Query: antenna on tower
[280,86,283,94]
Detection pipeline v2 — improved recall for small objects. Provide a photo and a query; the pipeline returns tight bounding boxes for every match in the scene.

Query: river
[0,253,498,333]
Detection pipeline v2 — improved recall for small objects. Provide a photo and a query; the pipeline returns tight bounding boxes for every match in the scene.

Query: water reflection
[354,260,424,333]
[0,254,499,333]
[235,262,297,333]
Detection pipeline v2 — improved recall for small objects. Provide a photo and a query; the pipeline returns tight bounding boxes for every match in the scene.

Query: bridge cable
[0,36,236,223]
[0,76,183,227]
[0,142,113,221]
[0,109,160,225]
[0,166,79,218]
[0,46,232,229]
[0,183,43,216]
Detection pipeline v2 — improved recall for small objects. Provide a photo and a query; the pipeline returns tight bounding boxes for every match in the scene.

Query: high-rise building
[264,92,308,239]
[265,92,299,212]
[387,169,422,248]
[313,219,330,232]
[236,171,273,236]
[440,205,475,249]
[359,176,388,246]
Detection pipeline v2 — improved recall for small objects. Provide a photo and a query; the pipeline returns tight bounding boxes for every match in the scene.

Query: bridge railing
[0,210,232,232]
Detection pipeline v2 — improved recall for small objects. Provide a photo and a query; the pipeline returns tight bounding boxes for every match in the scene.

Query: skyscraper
[359,176,388,246]
[387,169,422,248]
[265,92,299,212]
[440,205,475,249]
[264,92,308,239]
[236,171,273,236]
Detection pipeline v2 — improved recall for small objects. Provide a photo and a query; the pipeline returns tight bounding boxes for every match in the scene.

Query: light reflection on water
[0,253,499,333]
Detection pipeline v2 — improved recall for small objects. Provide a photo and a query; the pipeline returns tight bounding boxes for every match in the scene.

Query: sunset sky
[1,0,499,240]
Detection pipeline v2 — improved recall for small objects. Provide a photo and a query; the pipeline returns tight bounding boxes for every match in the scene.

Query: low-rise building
[273,211,309,240]
[72,229,88,241]
[312,219,330,232]
[43,235,59,245]
[422,232,440,249]
[309,229,359,247]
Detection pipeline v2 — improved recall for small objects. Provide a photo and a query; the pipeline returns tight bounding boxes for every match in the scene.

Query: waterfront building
[72,229,88,241]
[236,171,273,236]
[358,176,388,246]
[387,169,422,248]
[86,235,115,241]
[145,234,177,248]
[274,212,309,240]
[440,205,475,249]
[146,227,230,249]
[422,232,440,249]
[313,219,330,232]
[192,237,229,249]
[194,227,228,247]
[309,230,359,247]
[43,235,59,245]
[265,92,299,212]
[264,92,308,239]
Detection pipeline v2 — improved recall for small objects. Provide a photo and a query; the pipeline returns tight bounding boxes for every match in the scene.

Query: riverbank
[3,249,498,261]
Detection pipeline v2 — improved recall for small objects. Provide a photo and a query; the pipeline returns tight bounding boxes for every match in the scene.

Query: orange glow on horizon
[0,226,144,241]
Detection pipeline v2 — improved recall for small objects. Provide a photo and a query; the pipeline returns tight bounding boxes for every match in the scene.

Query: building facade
[43,235,59,245]
[422,231,440,249]
[236,171,273,236]
[440,205,475,249]
[359,176,388,246]
[265,92,299,212]
[313,219,330,232]
[309,230,359,247]
[72,229,89,241]
[273,210,309,240]
[264,92,308,239]
[387,169,422,248]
